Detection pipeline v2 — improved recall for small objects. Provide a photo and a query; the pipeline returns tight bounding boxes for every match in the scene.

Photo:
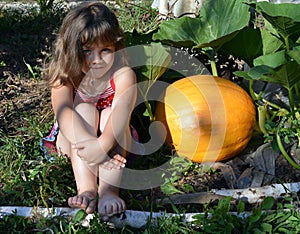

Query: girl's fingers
[71,140,89,149]
[74,147,126,168]
[112,154,126,163]
[100,161,113,170]
[72,143,83,149]
[100,157,126,170]
[110,158,125,168]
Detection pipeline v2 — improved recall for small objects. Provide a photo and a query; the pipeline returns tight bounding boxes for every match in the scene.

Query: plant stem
[249,80,257,100]
[256,82,268,100]
[210,57,218,77]
[258,105,267,134]
[145,100,154,122]
[262,98,289,114]
[276,133,300,170]
[288,87,296,111]
[295,84,300,109]
[284,35,290,52]
[200,49,218,76]
[276,116,300,171]
[297,128,300,148]
[40,185,49,210]
[138,84,154,122]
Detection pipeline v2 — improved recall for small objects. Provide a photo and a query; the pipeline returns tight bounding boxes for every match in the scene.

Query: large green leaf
[220,27,263,66]
[256,2,300,43]
[127,43,171,80]
[260,22,284,55]
[266,61,300,88]
[124,29,156,46]
[235,65,273,80]
[253,50,286,69]
[287,46,300,64]
[153,16,197,48]
[127,43,171,95]
[134,43,171,82]
[153,0,250,51]
[236,61,300,89]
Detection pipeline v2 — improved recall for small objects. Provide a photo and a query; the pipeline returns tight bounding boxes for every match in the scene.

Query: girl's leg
[97,107,129,220]
[56,102,99,213]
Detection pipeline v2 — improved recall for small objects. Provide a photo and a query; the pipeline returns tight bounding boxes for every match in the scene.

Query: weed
[23,59,40,80]
[112,0,158,33]
[192,196,300,234]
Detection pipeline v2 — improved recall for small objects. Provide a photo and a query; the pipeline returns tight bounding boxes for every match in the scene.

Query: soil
[1,2,300,211]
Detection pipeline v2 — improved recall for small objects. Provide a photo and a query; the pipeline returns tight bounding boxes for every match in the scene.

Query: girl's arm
[98,66,137,154]
[51,82,96,144]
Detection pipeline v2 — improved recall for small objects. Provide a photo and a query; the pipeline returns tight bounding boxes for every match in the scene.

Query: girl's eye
[83,49,91,55]
[101,48,113,54]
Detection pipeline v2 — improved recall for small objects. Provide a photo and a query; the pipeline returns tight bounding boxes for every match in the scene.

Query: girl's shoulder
[113,66,136,83]
[51,78,73,88]
[114,65,134,75]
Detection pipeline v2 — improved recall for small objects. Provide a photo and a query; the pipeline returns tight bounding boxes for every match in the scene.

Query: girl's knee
[56,132,71,156]
[75,102,99,134]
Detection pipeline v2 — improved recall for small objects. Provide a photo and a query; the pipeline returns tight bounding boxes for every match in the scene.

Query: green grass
[2,0,36,2]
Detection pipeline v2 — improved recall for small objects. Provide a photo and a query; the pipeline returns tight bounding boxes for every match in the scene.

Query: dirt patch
[0,71,52,134]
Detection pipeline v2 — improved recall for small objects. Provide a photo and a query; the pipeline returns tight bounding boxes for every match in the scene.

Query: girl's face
[81,42,115,78]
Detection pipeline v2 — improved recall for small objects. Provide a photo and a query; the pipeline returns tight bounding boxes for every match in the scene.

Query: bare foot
[98,189,126,221]
[68,191,97,214]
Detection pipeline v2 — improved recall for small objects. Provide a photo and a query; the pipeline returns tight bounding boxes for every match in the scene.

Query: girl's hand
[72,138,103,165]
[72,139,126,168]
[100,153,126,170]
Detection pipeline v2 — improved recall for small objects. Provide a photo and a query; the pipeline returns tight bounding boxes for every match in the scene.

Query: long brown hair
[47,1,126,87]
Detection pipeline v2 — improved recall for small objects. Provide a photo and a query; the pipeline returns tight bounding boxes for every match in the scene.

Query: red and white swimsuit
[76,77,116,111]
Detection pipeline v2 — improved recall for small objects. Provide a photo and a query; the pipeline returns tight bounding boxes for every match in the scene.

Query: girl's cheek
[81,60,89,74]
[104,54,115,65]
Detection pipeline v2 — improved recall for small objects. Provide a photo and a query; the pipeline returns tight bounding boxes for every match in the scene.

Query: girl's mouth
[91,65,105,69]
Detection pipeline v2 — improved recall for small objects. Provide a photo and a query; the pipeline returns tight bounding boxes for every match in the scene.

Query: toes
[68,193,97,214]
[98,198,126,220]
[105,202,118,216]
[79,196,89,209]
[68,195,83,208]
[85,198,97,214]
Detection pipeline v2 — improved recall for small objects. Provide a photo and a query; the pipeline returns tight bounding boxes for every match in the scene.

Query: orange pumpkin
[155,75,256,162]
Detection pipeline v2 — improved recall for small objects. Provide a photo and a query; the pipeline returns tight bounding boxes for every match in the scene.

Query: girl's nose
[90,52,102,64]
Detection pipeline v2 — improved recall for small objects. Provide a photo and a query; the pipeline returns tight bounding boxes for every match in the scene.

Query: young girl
[41,1,136,220]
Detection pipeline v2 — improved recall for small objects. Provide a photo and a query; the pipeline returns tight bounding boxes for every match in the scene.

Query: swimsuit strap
[110,73,115,91]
